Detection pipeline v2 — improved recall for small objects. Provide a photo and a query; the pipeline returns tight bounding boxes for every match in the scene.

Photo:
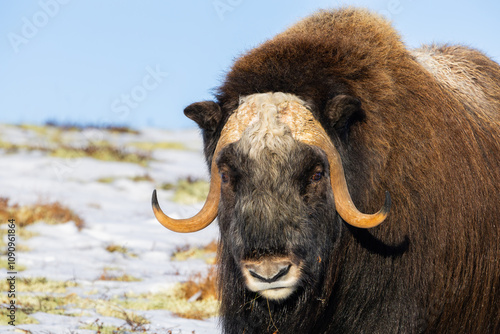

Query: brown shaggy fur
[187,8,500,333]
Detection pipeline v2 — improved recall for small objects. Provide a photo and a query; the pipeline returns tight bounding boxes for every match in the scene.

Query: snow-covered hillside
[0,123,220,333]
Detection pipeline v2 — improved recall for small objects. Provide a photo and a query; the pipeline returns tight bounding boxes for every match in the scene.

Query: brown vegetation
[0,197,84,230]
[44,120,140,134]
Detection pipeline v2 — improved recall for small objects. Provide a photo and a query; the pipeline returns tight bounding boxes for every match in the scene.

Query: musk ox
[152,8,500,333]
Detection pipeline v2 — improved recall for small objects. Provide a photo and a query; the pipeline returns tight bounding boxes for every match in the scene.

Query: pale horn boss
[151,93,390,232]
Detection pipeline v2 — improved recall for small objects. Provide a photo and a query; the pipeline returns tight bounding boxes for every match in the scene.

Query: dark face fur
[216,125,342,304]
[181,92,374,332]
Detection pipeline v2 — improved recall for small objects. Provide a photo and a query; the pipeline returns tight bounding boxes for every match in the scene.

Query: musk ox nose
[241,257,301,301]
[247,262,291,283]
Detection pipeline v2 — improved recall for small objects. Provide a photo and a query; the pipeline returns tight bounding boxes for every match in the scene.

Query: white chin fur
[259,287,296,301]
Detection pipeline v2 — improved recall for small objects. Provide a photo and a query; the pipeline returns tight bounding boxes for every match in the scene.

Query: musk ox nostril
[248,264,292,283]
[241,258,301,300]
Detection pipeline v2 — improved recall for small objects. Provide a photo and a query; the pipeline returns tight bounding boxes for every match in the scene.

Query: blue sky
[1,0,499,129]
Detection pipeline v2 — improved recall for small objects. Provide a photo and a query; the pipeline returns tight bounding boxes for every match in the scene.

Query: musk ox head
[152,92,390,302]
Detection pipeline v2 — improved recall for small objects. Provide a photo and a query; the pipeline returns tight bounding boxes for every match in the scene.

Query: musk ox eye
[220,172,230,184]
[311,171,323,182]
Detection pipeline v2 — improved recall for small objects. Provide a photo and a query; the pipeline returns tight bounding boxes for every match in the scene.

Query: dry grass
[3,277,78,293]
[174,266,218,319]
[44,120,140,134]
[159,182,175,190]
[170,240,218,319]
[98,174,154,184]
[0,277,78,325]
[0,125,151,166]
[92,235,221,321]
[0,197,85,230]
[171,177,210,204]
[168,241,219,319]
[179,266,217,302]
[0,196,82,270]
[172,240,218,264]
[105,244,138,258]
[82,317,149,333]
[129,173,154,182]
[97,268,141,282]
[51,143,152,166]
[0,276,153,328]
[156,177,210,204]
[0,138,20,153]
[110,264,219,321]
[97,176,117,184]
[130,141,188,151]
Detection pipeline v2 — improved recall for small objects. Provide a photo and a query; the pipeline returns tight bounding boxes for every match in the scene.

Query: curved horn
[152,157,221,232]
[152,102,260,232]
[280,101,390,228]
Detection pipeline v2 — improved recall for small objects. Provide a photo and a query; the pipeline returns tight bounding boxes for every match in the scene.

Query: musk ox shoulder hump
[412,44,500,122]
[217,7,408,107]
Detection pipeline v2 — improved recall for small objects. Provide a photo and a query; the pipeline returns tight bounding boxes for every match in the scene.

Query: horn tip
[152,189,161,212]
[359,191,391,229]
[382,191,391,216]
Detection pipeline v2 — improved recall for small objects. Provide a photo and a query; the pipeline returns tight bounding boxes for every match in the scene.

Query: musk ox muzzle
[240,256,302,301]
[151,92,390,232]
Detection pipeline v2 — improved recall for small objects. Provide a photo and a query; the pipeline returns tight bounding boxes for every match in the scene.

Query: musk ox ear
[184,101,222,132]
[325,95,364,138]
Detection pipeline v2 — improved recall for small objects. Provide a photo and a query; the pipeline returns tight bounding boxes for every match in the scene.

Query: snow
[0,124,220,333]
